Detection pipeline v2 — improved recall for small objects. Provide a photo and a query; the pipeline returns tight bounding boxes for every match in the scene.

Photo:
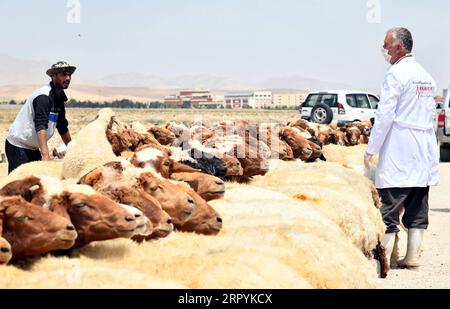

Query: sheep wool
[0,161,63,188]
[251,160,385,256]
[62,109,117,180]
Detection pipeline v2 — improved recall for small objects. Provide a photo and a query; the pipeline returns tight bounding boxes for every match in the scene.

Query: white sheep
[251,160,386,256]
[62,108,117,180]
[0,256,187,288]
[0,161,63,188]
[0,236,311,289]
[0,185,376,288]
[210,185,377,288]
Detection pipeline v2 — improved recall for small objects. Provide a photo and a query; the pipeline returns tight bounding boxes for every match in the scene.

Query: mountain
[100,73,255,90]
[0,54,366,102]
[100,73,354,91]
[259,75,354,91]
[0,54,50,85]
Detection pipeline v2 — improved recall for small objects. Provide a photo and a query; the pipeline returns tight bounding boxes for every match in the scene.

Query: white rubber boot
[398,228,425,268]
[382,233,399,268]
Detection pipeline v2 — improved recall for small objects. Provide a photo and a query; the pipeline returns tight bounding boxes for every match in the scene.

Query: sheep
[0,183,376,288]
[62,108,118,180]
[3,175,141,248]
[251,160,386,259]
[78,163,174,240]
[306,138,326,163]
[342,126,362,146]
[173,142,243,177]
[166,122,191,148]
[118,203,153,238]
[0,195,78,260]
[225,144,270,183]
[258,127,294,161]
[209,185,378,288]
[148,125,176,146]
[220,155,244,177]
[0,236,12,265]
[0,237,310,289]
[79,162,196,227]
[322,144,379,181]
[279,127,313,161]
[0,256,187,288]
[100,186,174,241]
[116,235,313,289]
[130,145,173,178]
[173,182,223,235]
[52,144,68,159]
[0,160,63,188]
[171,172,225,202]
[88,187,375,288]
[180,148,228,178]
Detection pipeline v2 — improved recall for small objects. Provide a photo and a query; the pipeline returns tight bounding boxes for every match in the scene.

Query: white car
[300,90,380,125]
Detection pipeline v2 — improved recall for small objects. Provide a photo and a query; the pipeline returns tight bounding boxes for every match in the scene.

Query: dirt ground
[376,163,450,289]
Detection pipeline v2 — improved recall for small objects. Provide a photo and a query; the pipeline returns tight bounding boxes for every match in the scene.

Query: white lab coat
[367,56,440,189]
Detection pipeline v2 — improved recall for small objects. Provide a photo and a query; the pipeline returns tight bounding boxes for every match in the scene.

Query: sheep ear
[184,179,199,192]
[170,160,200,174]
[79,169,103,186]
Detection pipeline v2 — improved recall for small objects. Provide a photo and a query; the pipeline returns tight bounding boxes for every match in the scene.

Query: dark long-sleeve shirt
[32,82,69,135]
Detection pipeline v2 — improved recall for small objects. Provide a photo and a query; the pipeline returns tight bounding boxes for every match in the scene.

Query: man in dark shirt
[5,61,76,174]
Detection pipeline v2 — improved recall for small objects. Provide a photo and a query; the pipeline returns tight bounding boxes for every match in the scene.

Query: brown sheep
[227,144,270,183]
[0,196,77,260]
[137,172,196,226]
[343,127,362,146]
[220,155,244,177]
[280,127,313,161]
[48,186,139,248]
[101,186,173,241]
[149,126,176,146]
[170,172,225,202]
[174,183,223,235]
[131,146,173,178]
[2,176,139,248]
[0,237,12,264]
[328,129,347,146]
[259,128,294,161]
[78,164,173,241]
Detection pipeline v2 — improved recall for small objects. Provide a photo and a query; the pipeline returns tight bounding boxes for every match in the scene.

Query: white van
[300,90,379,125]
[436,86,450,162]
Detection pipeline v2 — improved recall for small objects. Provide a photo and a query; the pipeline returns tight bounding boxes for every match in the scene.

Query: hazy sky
[0,0,449,91]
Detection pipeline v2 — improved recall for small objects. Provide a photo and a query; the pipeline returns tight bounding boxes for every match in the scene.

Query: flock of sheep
[0,108,386,288]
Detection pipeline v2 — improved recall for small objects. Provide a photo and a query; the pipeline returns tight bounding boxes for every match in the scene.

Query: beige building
[272,93,307,107]
[224,91,272,109]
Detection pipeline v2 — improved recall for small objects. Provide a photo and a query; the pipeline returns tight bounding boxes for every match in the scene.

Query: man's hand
[364,151,374,169]
[60,131,72,146]
[41,154,52,161]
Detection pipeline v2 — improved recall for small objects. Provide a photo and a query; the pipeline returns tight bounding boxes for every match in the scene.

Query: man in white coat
[365,27,440,269]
